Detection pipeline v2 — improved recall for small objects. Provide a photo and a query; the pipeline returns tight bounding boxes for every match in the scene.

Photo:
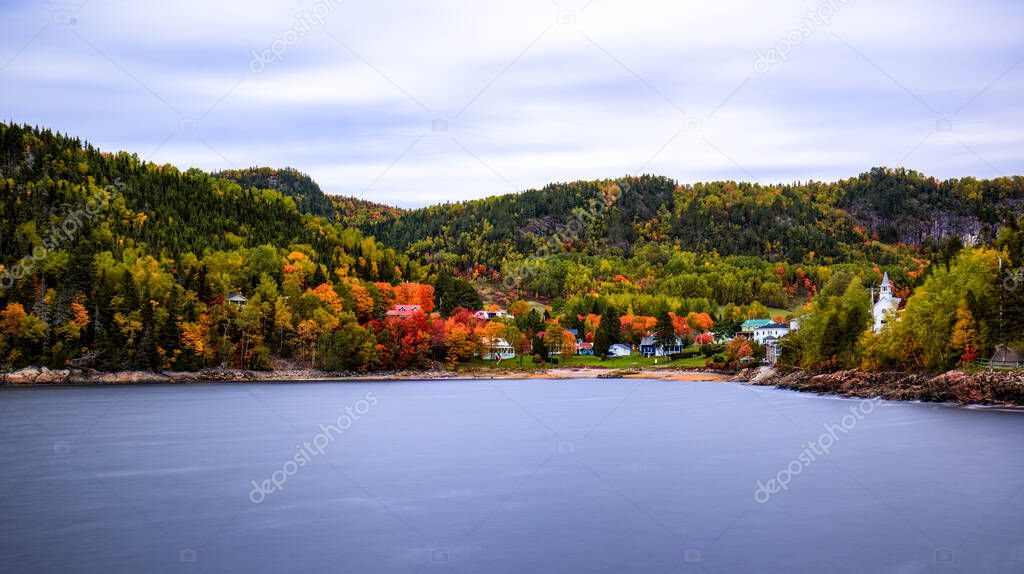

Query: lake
[2,378,1023,573]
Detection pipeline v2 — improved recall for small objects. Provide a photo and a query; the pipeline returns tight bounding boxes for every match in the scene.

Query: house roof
[741,319,773,330]
[227,293,247,301]
[755,322,789,331]
[640,336,683,346]
[992,344,1022,362]
[386,304,422,316]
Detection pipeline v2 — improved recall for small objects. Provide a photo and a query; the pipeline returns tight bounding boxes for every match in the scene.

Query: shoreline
[3,365,1022,408]
[741,367,1024,407]
[0,365,734,386]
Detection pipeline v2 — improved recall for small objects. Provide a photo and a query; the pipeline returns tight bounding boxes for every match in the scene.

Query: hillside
[0,124,421,371]
[0,123,1020,376]
[213,167,335,219]
[365,169,1024,271]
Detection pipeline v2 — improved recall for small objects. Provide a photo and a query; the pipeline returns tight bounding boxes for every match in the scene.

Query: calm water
[1,378,1023,573]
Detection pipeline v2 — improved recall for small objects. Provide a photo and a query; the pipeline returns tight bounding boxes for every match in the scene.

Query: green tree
[594,306,619,358]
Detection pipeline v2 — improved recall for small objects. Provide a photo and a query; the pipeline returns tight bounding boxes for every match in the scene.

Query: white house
[639,336,685,357]
[753,322,789,345]
[482,338,515,360]
[607,343,632,357]
[872,272,901,333]
[227,293,248,308]
[474,309,509,321]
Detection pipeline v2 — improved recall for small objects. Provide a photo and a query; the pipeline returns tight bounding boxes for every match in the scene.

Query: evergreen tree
[594,306,619,358]
[532,333,549,363]
[654,308,676,351]
[818,313,842,366]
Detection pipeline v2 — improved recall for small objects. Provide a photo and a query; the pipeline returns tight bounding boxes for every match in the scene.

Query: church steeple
[879,272,892,299]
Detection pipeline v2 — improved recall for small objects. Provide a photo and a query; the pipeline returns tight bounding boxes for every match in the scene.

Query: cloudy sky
[1,0,1022,207]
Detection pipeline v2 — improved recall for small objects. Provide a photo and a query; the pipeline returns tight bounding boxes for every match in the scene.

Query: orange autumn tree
[685,312,714,334]
[723,336,753,368]
[619,314,656,345]
[393,282,435,312]
[669,312,690,337]
[308,283,343,314]
[347,282,375,322]
[579,313,601,342]
[509,300,530,317]
[444,316,482,363]
[373,282,396,309]
[541,319,578,356]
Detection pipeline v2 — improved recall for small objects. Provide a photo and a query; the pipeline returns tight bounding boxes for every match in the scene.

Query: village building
[639,336,686,357]
[481,337,515,360]
[227,293,248,308]
[986,344,1023,368]
[739,318,773,339]
[473,309,509,321]
[607,343,632,357]
[386,304,422,319]
[872,272,901,333]
[753,322,790,346]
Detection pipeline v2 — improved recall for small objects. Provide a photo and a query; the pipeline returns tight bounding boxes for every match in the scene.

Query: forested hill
[213,166,405,227]
[0,123,426,371]
[0,124,414,284]
[213,167,335,219]
[364,169,1024,271]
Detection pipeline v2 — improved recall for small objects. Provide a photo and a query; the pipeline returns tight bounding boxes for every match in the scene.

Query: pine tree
[818,313,842,366]
[654,309,676,352]
[594,306,619,358]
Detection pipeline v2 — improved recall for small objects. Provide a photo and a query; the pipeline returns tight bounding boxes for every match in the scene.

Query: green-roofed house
[739,319,773,338]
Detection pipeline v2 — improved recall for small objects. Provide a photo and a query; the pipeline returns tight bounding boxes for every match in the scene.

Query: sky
[1,0,1022,208]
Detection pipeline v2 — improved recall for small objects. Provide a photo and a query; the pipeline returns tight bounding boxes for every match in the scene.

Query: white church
[872,272,901,333]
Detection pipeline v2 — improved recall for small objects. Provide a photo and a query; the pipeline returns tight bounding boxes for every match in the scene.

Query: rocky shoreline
[740,367,1024,406]
[5,366,1023,407]
[0,365,732,386]
[0,366,475,385]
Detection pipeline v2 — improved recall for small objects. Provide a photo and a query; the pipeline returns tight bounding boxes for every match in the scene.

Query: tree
[532,332,549,364]
[444,317,482,363]
[951,299,978,366]
[818,313,842,366]
[654,309,676,351]
[297,319,321,367]
[594,306,620,358]
[434,272,482,316]
[509,300,530,317]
